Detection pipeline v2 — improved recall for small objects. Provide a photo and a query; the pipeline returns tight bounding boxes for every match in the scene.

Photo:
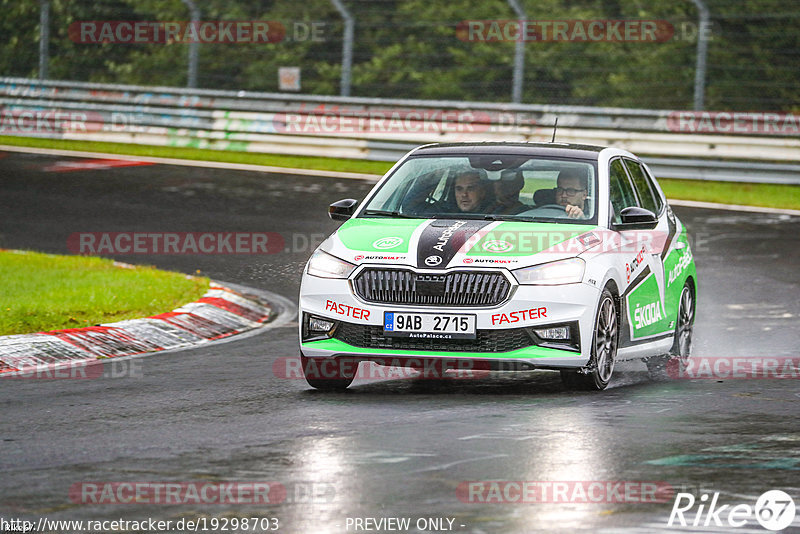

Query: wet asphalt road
[1,151,799,533]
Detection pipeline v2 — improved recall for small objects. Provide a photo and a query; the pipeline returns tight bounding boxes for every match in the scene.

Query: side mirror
[329,198,358,221]
[614,206,658,229]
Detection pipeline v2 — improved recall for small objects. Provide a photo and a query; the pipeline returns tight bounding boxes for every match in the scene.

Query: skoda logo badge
[425,255,442,266]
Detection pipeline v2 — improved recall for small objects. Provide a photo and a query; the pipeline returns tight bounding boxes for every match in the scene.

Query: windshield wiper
[427,213,559,222]
[362,209,418,218]
[482,214,559,222]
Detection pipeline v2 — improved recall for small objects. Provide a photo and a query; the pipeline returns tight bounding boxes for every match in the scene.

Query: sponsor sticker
[577,232,601,248]
[491,308,547,325]
[325,300,370,321]
[626,246,647,282]
[463,258,518,264]
[481,240,514,253]
[373,237,404,249]
[667,249,693,286]
[354,255,405,261]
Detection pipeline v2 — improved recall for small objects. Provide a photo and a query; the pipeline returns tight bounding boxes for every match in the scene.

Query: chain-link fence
[2,0,799,111]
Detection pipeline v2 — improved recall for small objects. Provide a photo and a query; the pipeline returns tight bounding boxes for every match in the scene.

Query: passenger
[452,170,490,213]
[489,170,526,214]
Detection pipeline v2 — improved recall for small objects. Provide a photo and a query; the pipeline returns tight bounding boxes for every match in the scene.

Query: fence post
[181,0,200,88]
[330,0,354,97]
[692,0,710,110]
[506,0,526,103]
[39,0,50,80]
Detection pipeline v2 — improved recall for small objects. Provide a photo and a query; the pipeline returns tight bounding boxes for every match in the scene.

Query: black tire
[561,288,618,391]
[301,355,357,391]
[671,282,695,362]
[646,281,694,380]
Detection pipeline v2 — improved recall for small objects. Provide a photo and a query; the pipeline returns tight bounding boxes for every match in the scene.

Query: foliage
[1,0,798,110]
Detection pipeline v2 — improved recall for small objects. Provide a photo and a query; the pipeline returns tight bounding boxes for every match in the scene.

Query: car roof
[411,142,607,160]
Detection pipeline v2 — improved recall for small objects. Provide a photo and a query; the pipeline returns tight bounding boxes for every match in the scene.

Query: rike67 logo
[668,490,796,531]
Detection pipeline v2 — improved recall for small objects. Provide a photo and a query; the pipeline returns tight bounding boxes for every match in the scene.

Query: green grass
[0,135,393,176]
[2,135,798,210]
[657,178,800,210]
[0,250,210,336]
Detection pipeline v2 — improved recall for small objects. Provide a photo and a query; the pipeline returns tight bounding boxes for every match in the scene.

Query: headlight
[306,249,356,279]
[512,258,585,285]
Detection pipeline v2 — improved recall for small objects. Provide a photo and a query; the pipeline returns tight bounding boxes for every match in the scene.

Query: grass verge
[1,135,798,210]
[0,250,209,336]
[657,178,800,210]
[0,135,393,176]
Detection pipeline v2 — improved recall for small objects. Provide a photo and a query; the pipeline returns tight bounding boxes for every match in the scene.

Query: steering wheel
[520,204,568,218]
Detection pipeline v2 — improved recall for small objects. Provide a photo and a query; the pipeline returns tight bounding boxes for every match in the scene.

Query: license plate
[383,312,476,340]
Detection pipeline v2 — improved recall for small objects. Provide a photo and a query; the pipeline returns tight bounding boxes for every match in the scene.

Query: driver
[556,168,589,219]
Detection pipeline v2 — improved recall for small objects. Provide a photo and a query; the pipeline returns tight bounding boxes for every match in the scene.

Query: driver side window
[609,159,637,224]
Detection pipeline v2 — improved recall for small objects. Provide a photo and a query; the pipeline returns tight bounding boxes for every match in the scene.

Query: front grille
[352,269,510,307]
[334,323,534,353]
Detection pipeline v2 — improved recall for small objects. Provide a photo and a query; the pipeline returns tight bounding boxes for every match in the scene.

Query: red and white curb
[0,282,275,377]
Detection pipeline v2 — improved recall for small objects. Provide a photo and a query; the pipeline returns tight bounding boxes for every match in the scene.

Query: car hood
[321,218,602,270]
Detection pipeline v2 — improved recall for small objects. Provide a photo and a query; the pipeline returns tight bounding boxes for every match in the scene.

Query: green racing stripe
[336,218,421,252]
[336,218,598,257]
[302,338,579,360]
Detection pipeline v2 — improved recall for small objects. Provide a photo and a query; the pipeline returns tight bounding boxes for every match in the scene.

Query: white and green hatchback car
[299,143,697,390]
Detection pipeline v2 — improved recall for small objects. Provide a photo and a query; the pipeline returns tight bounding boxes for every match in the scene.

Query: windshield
[360,154,598,223]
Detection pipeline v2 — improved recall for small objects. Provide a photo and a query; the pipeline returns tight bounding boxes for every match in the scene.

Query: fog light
[534,326,570,340]
[309,317,335,333]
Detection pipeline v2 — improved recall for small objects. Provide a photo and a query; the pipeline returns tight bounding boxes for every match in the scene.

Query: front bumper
[299,270,601,370]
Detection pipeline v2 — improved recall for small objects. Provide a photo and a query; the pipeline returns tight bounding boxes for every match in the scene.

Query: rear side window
[624,159,661,214]
[609,159,638,224]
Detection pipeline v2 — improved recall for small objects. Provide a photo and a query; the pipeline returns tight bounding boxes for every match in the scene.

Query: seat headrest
[533,188,557,206]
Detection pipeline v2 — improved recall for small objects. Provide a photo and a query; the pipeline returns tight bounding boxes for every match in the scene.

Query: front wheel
[561,289,618,391]
[301,355,357,390]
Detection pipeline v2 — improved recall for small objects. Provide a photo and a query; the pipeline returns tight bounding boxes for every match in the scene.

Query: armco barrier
[1,77,799,184]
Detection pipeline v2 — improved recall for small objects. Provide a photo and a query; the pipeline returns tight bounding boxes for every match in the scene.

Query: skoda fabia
[299,143,697,390]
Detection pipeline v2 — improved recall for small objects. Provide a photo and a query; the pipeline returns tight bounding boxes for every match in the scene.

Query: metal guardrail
[1,77,799,184]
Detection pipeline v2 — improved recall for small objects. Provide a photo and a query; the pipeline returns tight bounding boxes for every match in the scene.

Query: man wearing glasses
[555,168,588,219]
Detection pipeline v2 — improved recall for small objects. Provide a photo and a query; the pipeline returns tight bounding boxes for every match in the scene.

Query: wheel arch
[681,274,697,319]
[602,278,622,326]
